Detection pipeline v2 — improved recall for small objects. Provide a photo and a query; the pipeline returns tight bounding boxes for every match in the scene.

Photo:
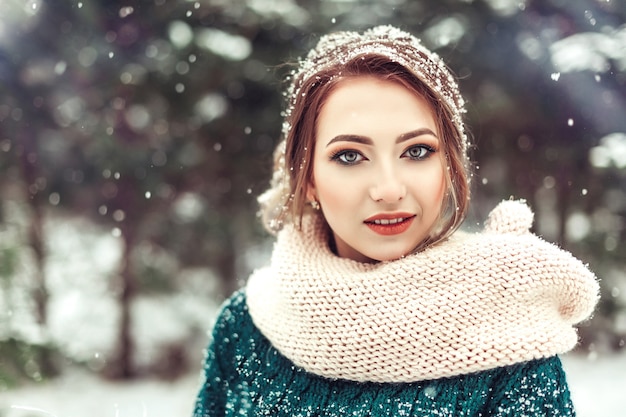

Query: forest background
[0,0,625,412]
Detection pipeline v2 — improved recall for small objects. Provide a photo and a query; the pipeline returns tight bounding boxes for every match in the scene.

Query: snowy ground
[1,352,624,417]
[0,371,199,417]
[561,352,626,417]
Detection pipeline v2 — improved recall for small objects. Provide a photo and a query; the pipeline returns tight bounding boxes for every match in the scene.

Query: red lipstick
[364,213,416,236]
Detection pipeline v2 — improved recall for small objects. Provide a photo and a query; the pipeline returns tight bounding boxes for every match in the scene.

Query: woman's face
[308,76,447,263]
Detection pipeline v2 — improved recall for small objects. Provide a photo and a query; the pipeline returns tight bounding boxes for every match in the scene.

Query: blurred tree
[1,0,302,378]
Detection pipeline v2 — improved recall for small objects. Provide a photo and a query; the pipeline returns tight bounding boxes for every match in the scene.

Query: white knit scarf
[246,200,599,383]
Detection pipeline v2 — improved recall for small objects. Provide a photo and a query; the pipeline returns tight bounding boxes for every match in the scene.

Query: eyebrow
[325,128,438,148]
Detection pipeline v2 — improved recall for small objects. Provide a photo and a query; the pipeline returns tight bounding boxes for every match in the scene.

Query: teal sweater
[193,291,575,416]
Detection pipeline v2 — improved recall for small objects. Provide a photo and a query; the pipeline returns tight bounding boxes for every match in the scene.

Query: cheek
[314,168,349,207]
[436,158,449,196]
[436,170,447,201]
[420,163,447,209]
[312,161,364,219]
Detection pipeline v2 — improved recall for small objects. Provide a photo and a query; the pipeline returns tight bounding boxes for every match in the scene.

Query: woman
[193,25,598,416]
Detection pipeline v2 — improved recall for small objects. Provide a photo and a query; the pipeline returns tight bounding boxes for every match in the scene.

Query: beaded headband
[259,25,468,233]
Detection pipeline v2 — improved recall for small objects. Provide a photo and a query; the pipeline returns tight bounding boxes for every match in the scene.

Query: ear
[305,179,317,202]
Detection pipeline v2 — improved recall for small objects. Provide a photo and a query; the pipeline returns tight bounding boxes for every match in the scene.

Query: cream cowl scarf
[246,200,599,383]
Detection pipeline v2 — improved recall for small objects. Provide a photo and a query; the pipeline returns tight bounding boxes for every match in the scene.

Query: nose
[369,166,407,203]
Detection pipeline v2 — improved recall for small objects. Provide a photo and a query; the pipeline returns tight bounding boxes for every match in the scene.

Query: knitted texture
[193,291,576,416]
[246,200,599,383]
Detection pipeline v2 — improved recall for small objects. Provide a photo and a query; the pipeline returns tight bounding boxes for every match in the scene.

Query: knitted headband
[285,25,467,149]
[259,25,468,233]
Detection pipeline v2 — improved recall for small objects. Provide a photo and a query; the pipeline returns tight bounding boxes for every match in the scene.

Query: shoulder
[216,289,248,318]
[485,356,573,412]
[469,355,569,389]
[211,289,250,336]
[208,289,267,372]
[493,355,568,380]
[457,355,568,388]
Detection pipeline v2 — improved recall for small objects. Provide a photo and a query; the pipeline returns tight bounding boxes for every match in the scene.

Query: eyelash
[404,144,436,160]
[330,149,365,165]
[329,145,436,166]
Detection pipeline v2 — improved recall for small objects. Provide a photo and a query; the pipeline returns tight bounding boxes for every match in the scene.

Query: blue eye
[331,150,366,165]
[403,145,434,160]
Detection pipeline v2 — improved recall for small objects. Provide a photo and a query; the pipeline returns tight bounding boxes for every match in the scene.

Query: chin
[366,248,412,263]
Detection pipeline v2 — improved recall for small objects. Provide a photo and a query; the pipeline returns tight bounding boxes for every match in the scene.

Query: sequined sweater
[192,290,576,417]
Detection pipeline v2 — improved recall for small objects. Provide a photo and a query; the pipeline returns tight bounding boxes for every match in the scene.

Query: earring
[310,200,320,210]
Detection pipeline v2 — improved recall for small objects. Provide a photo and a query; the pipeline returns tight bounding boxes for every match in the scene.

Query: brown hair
[258,27,471,251]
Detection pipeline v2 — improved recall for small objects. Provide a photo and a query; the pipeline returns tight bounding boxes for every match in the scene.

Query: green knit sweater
[193,290,575,416]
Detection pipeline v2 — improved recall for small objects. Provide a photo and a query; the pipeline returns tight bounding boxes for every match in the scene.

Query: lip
[364,213,416,236]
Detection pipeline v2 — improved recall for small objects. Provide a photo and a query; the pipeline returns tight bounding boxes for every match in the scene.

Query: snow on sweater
[193,200,598,416]
[193,291,576,416]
